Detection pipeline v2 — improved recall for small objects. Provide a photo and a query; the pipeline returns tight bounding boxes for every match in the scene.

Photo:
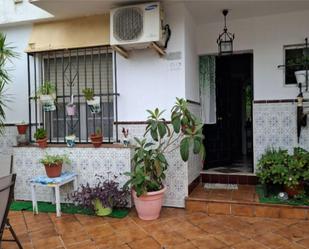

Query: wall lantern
[217,9,235,55]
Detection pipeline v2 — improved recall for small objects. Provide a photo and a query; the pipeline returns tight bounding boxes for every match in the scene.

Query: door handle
[218,117,223,121]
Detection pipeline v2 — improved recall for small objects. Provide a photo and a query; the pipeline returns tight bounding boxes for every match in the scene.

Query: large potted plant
[124,98,205,220]
[70,175,129,216]
[34,128,48,148]
[39,154,70,178]
[0,33,18,135]
[36,81,56,112]
[83,88,100,114]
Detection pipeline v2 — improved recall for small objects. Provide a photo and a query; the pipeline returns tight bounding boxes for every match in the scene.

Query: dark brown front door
[203,53,253,169]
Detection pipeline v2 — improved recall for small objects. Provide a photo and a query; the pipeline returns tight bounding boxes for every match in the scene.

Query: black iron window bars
[27,46,119,144]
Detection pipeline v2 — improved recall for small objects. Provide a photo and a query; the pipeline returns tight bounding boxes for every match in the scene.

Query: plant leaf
[180,137,190,161]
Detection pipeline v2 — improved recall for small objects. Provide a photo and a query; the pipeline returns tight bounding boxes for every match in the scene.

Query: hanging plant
[66,94,76,116]
[83,88,100,114]
[36,81,56,112]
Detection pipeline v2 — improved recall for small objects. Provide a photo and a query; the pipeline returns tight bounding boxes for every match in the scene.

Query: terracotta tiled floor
[190,184,259,203]
[2,208,309,249]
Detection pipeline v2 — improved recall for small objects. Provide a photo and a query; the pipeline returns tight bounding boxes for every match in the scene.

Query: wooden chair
[0,174,23,249]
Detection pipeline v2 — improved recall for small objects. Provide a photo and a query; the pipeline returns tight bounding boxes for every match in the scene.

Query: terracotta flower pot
[132,186,166,220]
[44,163,62,178]
[16,124,28,134]
[284,183,304,197]
[37,137,48,149]
[90,134,102,148]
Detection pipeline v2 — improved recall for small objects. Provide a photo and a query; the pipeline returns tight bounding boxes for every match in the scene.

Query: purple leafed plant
[69,174,129,210]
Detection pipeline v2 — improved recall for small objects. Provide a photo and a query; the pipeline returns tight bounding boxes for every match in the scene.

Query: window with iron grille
[27,46,119,143]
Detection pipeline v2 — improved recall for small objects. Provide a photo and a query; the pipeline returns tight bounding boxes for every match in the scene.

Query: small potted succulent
[124,98,205,220]
[34,128,48,149]
[83,88,100,114]
[39,154,71,178]
[66,95,76,116]
[65,134,76,148]
[90,128,102,148]
[70,175,129,216]
[36,81,56,112]
[16,121,28,135]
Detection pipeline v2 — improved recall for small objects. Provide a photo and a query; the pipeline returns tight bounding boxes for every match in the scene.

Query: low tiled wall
[253,101,309,171]
[13,146,132,204]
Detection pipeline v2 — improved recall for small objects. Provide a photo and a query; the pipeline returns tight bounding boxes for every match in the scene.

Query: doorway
[202,53,253,173]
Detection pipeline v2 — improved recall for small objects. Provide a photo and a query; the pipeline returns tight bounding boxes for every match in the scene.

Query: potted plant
[90,128,102,148]
[83,88,100,114]
[66,95,76,116]
[257,147,309,197]
[124,98,205,220]
[70,175,129,216]
[39,154,70,178]
[283,147,309,197]
[288,55,309,85]
[34,128,48,148]
[36,81,56,112]
[16,121,28,135]
[65,134,76,148]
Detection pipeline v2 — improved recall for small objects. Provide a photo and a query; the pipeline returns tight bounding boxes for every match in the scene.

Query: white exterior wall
[184,6,199,103]
[0,0,51,26]
[0,25,33,123]
[116,3,186,121]
[196,10,309,101]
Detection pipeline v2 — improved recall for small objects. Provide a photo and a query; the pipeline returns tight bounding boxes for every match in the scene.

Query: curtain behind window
[200,55,216,124]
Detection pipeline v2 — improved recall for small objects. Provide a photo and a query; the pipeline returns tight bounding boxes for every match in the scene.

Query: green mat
[256,185,309,206]
[10,201,129,218]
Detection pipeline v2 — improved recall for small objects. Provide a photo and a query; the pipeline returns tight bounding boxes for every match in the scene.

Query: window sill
[14,143,132,149]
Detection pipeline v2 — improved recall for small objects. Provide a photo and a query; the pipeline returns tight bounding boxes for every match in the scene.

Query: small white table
[30,172,78,217]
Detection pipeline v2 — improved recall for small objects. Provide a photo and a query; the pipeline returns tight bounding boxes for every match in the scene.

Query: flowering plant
[69,174,129,210]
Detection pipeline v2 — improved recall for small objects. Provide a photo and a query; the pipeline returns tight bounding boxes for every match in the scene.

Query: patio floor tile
[1,208,309,249]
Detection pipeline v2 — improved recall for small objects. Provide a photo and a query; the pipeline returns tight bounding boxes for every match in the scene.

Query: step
[201,171,258,185]
[186,184,309,220]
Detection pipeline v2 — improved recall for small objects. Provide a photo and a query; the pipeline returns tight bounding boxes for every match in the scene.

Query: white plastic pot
[65,135,76,148]
[87,96,101,114]
[295,70,309,85]
[40,94,56,112]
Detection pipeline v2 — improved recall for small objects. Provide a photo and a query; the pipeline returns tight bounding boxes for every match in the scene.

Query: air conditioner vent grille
[113,7,143,41]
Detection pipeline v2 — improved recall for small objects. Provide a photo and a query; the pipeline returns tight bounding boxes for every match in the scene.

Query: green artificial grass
[256,185,309,206]
[10,200,129,218]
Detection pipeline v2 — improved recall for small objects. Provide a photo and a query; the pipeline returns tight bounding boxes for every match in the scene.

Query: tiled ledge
[185,198,309,220]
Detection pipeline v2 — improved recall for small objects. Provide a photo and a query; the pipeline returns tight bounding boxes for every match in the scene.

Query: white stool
[30,172,78,217]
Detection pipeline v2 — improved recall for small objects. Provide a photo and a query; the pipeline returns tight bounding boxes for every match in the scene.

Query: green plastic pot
[93,198,112,216]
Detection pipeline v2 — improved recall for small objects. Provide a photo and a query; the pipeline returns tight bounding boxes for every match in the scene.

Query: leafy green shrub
[34,128,47,140]
[82,88,94,101]
[257,147,309,188]
[39,154,70,166]
[124,98,205,197]
[36,81,55,96]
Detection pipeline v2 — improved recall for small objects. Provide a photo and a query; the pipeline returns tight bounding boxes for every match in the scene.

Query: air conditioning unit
[110,2,165,49]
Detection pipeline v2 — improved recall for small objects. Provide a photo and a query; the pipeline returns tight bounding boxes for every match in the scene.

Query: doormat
[204,183,238,190]
[10,200,129,218]
[213,168,241,173]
